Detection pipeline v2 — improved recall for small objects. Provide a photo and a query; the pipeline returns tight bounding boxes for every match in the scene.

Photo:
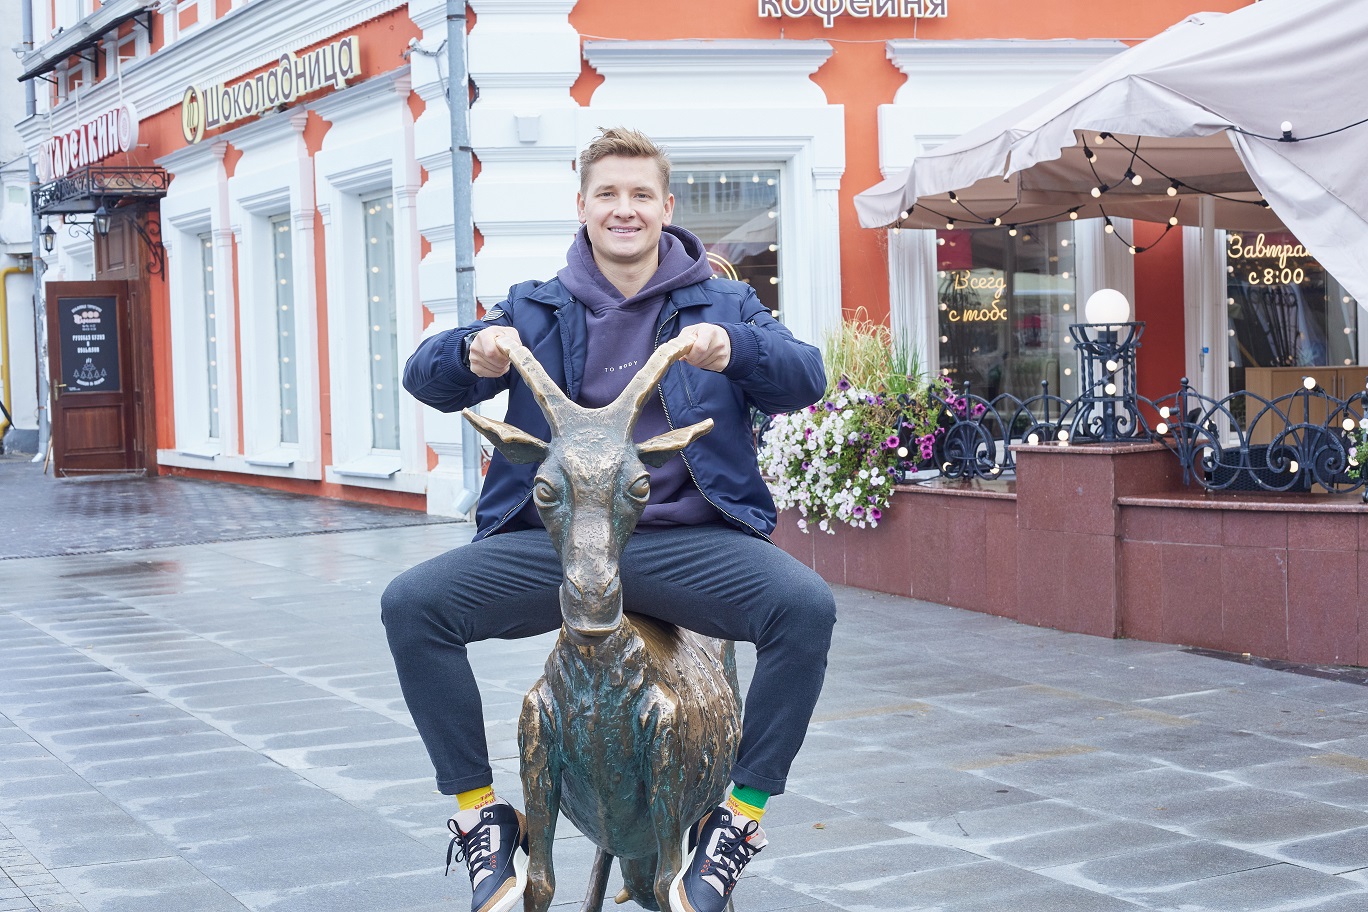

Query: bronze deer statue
[462,336,743,912]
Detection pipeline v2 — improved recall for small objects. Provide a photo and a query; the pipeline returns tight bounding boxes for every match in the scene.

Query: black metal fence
[884,378,1368,500]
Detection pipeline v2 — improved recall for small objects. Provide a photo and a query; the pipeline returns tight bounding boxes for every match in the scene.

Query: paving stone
[8,470,1368,911]
[1133,861,1360,911]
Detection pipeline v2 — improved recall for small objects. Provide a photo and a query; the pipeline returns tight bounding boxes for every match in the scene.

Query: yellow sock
[456,785,496,812]
[724,785,767,824]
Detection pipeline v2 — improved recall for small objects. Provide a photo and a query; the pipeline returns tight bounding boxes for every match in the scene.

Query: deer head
[464,337,712,642]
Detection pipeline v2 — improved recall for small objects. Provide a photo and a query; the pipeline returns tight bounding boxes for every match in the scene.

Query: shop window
[271,214,299,445]
[936,224,1078,403]
[1226,230,1360,390]
[198,233,220,440]
[668,169,782,322]
[362,192,400,452]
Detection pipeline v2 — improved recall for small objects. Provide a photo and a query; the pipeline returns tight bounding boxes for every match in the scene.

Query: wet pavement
[3,466,1368,911]
[0,455,454,559]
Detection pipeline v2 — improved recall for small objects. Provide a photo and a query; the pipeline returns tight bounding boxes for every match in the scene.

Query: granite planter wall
[775,442,1368,667]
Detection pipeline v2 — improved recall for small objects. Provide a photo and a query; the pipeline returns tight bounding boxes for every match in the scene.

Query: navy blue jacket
[402,276,826,541]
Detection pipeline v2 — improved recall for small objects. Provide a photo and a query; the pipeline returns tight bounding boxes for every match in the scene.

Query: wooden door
[46,281,138,475]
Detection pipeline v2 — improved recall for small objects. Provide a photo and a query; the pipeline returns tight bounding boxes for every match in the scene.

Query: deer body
[464,338,742,912]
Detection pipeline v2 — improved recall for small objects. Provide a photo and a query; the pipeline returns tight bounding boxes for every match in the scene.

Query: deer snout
[559,572,623,638]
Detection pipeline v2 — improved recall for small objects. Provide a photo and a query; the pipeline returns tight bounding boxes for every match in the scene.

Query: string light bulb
[992,217,1002,227]
[1104,219,1115,234]
[946,219,956,230]
[1068,208,1080,220]
[1086,148,1097,163]
[1091,184,1106,198]
[1007,225,1018,237]
[1126,169,1143,186]
[948,191,959,202]
[1167,180,1180,197]
[1281,120,1294,141]
[1169,216,1179,226]
[899,210,909,220]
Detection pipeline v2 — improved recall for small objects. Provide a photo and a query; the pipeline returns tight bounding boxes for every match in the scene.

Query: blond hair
[579,127,671,196]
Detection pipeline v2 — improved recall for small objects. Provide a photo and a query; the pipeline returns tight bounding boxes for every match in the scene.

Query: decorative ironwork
[1067,321,1149,443]
[1151,378,1368,500]
[463,338,741,912]
[124,212,166,278]
[32,165,170,216]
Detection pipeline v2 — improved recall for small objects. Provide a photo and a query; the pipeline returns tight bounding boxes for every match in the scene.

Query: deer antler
[496,337,584,435]
[607,336,695,429]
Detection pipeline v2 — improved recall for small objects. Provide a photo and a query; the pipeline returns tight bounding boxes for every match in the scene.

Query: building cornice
[19,0,408,150]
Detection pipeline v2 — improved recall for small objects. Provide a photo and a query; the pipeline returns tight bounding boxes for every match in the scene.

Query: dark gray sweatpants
[380,524,835,797]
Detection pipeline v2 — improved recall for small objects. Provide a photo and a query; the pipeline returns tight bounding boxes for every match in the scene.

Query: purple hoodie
[519,225,722,528]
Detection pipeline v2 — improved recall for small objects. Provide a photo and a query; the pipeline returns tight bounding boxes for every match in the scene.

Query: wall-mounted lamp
[93,205,111,237]
[41,223,56,254]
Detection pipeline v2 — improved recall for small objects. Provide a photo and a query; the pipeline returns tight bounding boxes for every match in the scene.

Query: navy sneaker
[669,805,767,912]
[445,801,529,912]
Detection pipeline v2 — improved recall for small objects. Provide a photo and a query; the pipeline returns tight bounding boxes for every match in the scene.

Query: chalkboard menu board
[58,297,121,393]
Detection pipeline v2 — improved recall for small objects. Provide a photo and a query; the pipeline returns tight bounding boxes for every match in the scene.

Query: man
[382,127,835,912]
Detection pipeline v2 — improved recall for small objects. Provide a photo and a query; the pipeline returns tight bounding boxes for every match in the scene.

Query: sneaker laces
[698,816,762,895]
[445,817,496,882]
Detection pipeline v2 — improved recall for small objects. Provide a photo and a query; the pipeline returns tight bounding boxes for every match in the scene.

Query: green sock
[725,784,769,823]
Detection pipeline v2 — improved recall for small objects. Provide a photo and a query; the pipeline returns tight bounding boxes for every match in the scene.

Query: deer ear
[637,419,713,468]
[463,409,549,465]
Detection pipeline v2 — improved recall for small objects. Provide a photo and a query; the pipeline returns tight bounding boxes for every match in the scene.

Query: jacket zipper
[654,310,772,543]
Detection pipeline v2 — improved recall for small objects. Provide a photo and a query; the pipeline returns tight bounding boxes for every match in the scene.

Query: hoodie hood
[557,225,715,314]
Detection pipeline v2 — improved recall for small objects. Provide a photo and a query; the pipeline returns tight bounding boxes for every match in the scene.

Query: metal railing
[880,377,1368,501]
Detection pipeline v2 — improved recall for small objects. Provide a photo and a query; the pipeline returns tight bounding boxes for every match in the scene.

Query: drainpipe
[22,0,50,458]
[448,0,480,516]
[0,265,34,435]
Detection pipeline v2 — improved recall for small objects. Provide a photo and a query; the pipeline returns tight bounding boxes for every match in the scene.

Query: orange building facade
[23,0,1362,515]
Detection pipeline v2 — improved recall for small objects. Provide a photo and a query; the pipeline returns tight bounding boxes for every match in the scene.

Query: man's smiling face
[577,155,675,273]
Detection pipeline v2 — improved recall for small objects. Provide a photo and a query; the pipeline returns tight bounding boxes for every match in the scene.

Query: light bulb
[1167,181,1179,197]
[1159,406,1170,419]
[1069,209,1080,220]
[1008,226,1018,237]
[993,217,1002,227]
[1091,186,1103,198]
[1084,288,1131,324]
[1105,382,1118,396]
[1129,246,1138,255]
[1169,216,1179,226]
[1027,433,1040,445]
[1303,376,1316,390]
[1106,360,1119,372]
[899,210,909,220]
[1058,429,1070,442]
[1156,422,1168,435]
[1104,222,1115,234]
[897,447,908,458]
[1127,170,1142,186]
[946,220,956,230]
[1289,460,1300,473]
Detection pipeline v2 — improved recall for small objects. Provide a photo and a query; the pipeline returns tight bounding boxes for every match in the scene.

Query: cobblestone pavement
[3,479,1368,910]
[0,455,454,559]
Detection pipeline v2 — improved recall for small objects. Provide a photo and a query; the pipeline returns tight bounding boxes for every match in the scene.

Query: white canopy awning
[854,0,1368,303]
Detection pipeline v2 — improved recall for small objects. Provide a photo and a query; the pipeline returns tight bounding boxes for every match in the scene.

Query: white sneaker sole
[481,846,529,912]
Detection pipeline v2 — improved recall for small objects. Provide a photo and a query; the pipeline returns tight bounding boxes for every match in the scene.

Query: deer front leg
[519,683,561,912]
[642,699,691,912]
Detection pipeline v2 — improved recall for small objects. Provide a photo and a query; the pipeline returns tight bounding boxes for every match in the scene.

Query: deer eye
[627,474,650,502]
[533,479,559,508]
